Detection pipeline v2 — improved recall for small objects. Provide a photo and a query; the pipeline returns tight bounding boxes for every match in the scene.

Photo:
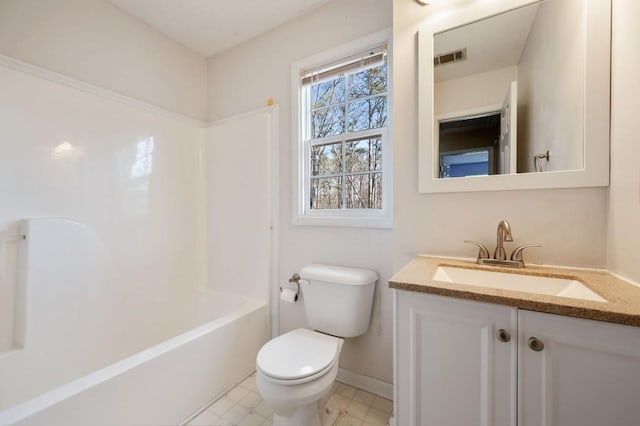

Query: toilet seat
[257,329,340,384]
[258,357,337,386]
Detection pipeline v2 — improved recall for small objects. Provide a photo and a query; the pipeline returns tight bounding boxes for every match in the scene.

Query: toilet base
[272,396,339,426]
[320,396,340,425]
[273,402,319,426]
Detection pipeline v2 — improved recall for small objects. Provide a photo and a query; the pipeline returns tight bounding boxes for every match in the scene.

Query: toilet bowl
[256,328,343,426]
[255,264,378,426]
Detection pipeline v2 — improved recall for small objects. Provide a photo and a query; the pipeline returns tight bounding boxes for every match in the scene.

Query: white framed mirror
[418,0,611,193]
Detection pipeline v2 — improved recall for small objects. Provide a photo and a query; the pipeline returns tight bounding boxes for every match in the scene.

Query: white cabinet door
[395,291,517,426]
[518,310,640,426]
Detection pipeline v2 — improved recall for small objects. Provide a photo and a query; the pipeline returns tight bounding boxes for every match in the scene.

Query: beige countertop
[389,255,640,327]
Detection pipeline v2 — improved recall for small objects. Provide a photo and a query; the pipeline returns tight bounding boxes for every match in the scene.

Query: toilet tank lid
[300,264,378,286]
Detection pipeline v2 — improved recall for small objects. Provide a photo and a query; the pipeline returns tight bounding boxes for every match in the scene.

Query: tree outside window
[307,62,388,210]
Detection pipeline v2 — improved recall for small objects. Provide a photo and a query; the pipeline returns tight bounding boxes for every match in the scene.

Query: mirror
[418,0,611,193]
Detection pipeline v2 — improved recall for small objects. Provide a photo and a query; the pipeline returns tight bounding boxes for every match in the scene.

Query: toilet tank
[299,264,378,338]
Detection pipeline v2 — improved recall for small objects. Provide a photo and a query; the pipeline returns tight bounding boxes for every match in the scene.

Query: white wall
[607,0,640,284]
[0,0,208,121]
[435,65,518,116]
[207,0,395,383]
[517,0,585,172]
[393,0,608,275]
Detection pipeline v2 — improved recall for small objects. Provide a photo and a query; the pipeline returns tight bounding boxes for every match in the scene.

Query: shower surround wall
[203,112,276,304]
[0,14,277,426]
[0,0,208,355]
[0,62,203,356]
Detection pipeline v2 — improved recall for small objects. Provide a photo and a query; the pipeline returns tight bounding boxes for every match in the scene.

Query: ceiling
[107,0,334,57]
[434,3,539,82]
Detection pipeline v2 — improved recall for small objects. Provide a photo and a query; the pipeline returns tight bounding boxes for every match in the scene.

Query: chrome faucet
[494,220,513,261]
[465,220,540,268]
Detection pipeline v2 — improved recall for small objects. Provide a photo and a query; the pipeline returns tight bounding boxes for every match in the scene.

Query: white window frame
[291,29,393,229]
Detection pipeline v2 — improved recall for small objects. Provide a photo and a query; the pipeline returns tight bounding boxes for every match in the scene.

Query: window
[293,33,392,228]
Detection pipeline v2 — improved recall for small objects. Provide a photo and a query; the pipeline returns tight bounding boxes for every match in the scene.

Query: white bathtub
[0,290,268,426]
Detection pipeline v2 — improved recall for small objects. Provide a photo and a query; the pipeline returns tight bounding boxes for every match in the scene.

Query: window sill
[293,213,393,229]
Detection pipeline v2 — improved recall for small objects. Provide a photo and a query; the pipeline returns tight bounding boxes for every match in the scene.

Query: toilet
[256,264,378,426]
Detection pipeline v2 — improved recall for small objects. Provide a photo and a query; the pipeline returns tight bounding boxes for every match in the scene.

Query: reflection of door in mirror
[439,148,494,178]
[436,80,518,178]
[437,112,500,178]
[499,81,518,174]
[433,0,585,178]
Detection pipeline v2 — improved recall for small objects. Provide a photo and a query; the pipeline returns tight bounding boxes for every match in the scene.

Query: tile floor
[187,373,393,426]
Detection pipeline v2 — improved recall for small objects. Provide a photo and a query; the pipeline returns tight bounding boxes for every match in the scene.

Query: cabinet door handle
[528,336,545,352]
[496,328,511,342]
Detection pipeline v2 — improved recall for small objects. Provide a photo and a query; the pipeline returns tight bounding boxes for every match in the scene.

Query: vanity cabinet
[518,310,640,426]
[395,291,518,425]
[394,290,640,426]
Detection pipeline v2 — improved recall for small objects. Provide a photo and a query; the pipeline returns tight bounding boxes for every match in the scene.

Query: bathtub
[0,290,269,426]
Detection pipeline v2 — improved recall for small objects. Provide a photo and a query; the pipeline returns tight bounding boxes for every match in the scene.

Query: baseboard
[336,368,393,401]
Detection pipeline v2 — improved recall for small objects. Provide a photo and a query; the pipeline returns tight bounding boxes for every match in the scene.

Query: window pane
[311,77,345,109]
[345,173,382,209]
[345,137,382,173]
[312,105,345,138]
[310,177,342,209]
[346,95,387,132]
[348,63,387,98]
[311,142,342,176]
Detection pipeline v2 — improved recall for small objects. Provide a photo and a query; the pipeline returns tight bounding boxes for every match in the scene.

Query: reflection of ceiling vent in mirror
[434,48,467,66]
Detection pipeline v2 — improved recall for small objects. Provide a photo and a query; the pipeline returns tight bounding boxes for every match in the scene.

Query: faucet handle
[464,240,491,261]
[510,244,541,263]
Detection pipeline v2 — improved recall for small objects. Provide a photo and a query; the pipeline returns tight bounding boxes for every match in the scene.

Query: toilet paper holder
[281,273,301,302]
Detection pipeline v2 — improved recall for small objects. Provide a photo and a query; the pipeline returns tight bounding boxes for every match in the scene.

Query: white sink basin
[432,266,607,303]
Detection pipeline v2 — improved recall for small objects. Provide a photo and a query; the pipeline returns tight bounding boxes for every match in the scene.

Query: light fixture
[415,0,431,5]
